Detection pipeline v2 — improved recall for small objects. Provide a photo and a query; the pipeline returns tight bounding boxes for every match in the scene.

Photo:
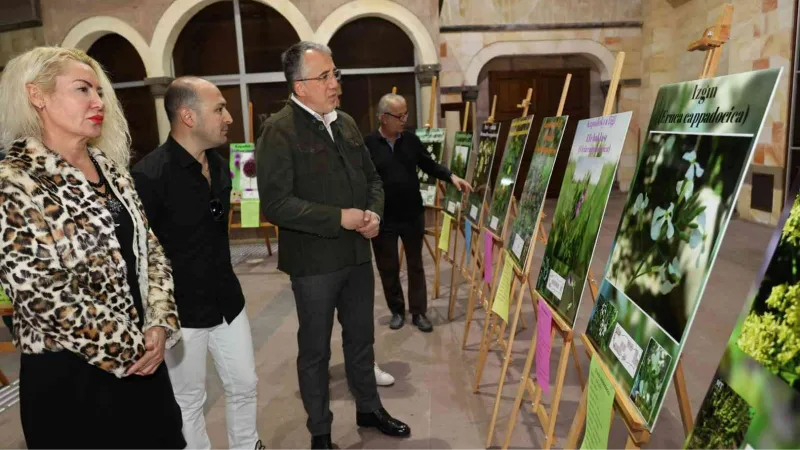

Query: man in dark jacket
[364,94,471,332]
[256,41,410,449]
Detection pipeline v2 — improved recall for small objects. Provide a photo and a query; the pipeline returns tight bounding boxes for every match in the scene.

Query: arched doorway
[172,0,300,153]
[87,33,159,166]
[477,54,601,199]
[328,17,417,134]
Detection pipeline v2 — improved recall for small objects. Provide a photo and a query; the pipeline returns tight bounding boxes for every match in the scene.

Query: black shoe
[255,439,266,449]
[356,407,411,437]
[311,434,333,449]
[389,313,405,330]
[412,314,433,332]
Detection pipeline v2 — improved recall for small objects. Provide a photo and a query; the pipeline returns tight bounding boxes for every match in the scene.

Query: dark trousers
[289,262,382,436]
[371,213,427,316]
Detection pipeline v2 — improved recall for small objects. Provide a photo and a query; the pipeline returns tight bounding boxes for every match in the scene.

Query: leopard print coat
[0,137,181,377]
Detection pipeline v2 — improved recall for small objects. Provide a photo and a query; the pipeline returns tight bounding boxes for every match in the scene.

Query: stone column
[416,63,441,128]
[144,77,174,142]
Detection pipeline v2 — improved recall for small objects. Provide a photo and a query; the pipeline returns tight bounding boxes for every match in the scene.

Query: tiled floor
[0,192,776,448]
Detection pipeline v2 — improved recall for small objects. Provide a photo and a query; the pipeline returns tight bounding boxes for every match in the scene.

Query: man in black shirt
[132,77,261,450]
[365,94,471,332]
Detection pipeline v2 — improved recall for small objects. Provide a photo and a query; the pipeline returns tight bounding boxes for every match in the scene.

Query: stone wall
[641,0,796,225]
[440,0,641,26]
[439,26,643,191]
[0,26,45,68]
[40,0,439,60]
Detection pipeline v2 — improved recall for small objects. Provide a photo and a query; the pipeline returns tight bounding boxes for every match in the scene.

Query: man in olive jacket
[256,41,410,449]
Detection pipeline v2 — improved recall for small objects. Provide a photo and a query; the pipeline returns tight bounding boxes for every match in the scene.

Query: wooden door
[488,69,591,200]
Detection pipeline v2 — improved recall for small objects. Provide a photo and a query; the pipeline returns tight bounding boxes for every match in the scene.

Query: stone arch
[314,0,438,65]
[61,16,155,76]
[464,39,617,85]
[150,0,314,76]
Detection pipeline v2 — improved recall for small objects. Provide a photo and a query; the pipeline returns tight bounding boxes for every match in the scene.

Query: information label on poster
[546,270,566,300]
[447,201,457,215]
[609,324,643,378]
[486,116,534,236]
[535,111,631,327]
[467,123,501,226]
[415,128,446,207]
[511,234,524,260]
[508,116,569,270]
[585,68,782,431]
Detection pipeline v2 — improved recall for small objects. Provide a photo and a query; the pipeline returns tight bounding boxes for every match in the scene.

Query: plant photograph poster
[535,111,632,326]
[684,177,800,449]
[508,116,568,270]
[585,68,782,431]
[486,115,533,236]
[415,127,446,206]
[444,131,473,216]
[230,143,257,201]
[466,123,501,225]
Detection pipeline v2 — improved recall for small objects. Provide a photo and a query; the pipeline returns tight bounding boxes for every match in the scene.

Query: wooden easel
[461,89,534,350]
[563,8,733,448]
[227,101,278,255]
[496,55,627,449]
[470,87,541,392]
[448,96,498,322]
[479,74,573,447]
[440,102,472,320]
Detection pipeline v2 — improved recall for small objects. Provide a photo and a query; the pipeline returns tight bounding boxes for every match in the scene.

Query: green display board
[507,116,568,271]
[415,128,446,206]
[485,115,533,237]
[443,131,473,217]
[466,123,501,226]
[584,68,782,431]
[536,111,632,326]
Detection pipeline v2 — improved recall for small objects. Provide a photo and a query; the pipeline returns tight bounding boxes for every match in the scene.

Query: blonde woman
[0,47,185,448]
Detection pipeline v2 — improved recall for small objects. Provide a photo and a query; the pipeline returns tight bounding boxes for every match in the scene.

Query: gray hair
[376,93,406,120]
[164,76,204,123]
[281,41,333,95]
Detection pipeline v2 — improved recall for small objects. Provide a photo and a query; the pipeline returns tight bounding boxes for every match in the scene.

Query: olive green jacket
[256,101,384,277]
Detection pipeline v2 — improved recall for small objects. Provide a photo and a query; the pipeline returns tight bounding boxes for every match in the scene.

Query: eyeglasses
[383,111,408,121]
[209,198,225,222]
[296,68,341,84]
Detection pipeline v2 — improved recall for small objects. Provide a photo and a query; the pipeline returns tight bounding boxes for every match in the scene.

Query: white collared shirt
[291,94,338,141]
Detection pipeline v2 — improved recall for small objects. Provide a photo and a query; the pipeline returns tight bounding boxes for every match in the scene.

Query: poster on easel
[507,116,568,270]
[684,181,800,450]
[444,131,473,216]
[230,142,257,203]
[466,123,501,225]
[584,68,782,431]
[536,111,632,325]
[485,115,534,236]
[415,127,446,206]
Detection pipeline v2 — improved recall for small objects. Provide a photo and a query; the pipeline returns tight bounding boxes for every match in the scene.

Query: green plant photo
[486,115,533,236]
[508,116,568,270]
[466,123,501,225]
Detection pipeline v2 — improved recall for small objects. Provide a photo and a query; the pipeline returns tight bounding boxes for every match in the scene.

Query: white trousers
[165,311,259,449]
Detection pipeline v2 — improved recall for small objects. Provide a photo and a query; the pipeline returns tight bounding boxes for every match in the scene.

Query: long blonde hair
[0,46,131,168]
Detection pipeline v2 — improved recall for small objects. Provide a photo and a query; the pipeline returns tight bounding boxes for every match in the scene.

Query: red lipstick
[89,115,104,125]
